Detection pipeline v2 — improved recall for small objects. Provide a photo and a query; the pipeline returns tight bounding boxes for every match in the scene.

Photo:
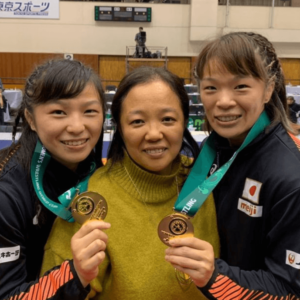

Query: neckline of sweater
[107,151,187,204]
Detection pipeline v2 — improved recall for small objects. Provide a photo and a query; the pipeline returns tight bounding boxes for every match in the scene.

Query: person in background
[134,26,146,58]
[164,32,300,299]
[0,59,110,300]
[41,66,220,300]
[0,88,6,125]
[287,95,300,123]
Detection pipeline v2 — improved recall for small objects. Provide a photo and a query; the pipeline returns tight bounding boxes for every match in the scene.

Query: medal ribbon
[30,139,96,222]
[175,111,270,217]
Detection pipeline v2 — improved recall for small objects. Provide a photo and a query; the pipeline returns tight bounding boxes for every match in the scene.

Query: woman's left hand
[165,237,215,288]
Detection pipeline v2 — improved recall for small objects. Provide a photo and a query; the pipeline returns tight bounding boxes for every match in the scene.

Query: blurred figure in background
[287,95,300,123]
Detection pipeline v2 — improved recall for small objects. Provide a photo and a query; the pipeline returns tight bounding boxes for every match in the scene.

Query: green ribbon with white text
[30,139,96,222]
[175,111,270,216]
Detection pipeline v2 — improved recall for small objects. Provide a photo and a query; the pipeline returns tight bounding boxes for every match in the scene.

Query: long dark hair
[107,66,199,167]
[0,59,106,173]
[194,31,296,134]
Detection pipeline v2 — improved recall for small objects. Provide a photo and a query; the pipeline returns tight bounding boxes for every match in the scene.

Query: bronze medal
[70,191,108,224]
[157,213,194,246]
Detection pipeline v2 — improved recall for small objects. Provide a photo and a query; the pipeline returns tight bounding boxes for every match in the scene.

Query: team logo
[209,164,217,175]
[242,178,262,204]
[169,218,187,235]
[237,198,263,217]
[286,250,300,269]
[288,253,295,264]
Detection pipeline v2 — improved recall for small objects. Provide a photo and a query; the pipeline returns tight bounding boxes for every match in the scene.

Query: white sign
[0,246,20,264]
[0,0,59,19]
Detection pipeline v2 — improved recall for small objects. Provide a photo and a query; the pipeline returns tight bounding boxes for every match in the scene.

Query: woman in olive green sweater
[41,67,220,300]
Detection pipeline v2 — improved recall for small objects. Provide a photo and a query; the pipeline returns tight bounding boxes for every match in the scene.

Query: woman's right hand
[71,220,111,288]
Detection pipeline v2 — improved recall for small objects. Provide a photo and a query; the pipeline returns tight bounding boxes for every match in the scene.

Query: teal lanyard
[30,140,96,222]
[175,111,270,216]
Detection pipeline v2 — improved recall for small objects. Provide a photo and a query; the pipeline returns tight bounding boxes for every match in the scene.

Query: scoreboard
[95,6,151,22]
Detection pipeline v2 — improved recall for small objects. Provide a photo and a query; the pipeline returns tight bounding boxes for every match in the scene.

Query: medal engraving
[76,197,94,215]
[158,213,194,246]
[71,191,108,224]
[169,218,187,235]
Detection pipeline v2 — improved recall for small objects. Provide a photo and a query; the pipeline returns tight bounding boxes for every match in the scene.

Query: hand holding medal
[158,213,215,288]
[158,213,194,287]
[164,236,215,289]
[69,189,110,287]
[70,191,110,288]
[158,112,271,288]
[71,216,111,288]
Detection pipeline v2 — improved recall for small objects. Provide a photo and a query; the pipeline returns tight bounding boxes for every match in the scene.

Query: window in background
[218,0,291,6]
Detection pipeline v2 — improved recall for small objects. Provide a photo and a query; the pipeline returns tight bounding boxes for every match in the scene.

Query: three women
[3,31,300,300]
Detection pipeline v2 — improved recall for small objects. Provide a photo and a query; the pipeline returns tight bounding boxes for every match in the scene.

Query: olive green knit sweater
[41,153,220,300]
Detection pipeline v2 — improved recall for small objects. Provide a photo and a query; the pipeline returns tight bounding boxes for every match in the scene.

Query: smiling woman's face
[200,63,274,146]
[120,80,185,175]
[25,83,103,171]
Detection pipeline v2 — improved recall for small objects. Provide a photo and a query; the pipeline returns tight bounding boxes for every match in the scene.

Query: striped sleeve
[199,261,300,300]
[288,133,300,151]
[3,260,89,300]
[207,274,300,300]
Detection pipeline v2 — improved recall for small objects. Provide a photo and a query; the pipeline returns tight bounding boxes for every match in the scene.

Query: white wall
[0,2,193,56]
[216,5,300,57]
[0,1,299,57]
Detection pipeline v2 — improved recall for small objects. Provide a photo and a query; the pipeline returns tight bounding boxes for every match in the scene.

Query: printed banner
[0,0,59,19]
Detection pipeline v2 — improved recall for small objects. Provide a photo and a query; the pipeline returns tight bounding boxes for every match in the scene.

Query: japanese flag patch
[242,178,262,204]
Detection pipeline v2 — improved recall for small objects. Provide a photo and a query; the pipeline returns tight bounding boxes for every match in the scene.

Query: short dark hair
[0,58,106,172]
[194,32,294,133]
[108,66,199,168]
